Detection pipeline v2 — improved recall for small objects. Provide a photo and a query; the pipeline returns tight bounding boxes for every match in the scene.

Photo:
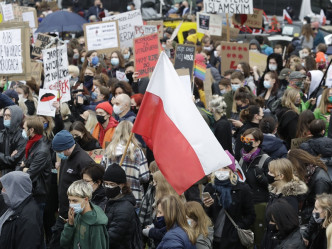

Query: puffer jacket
[157,225,196,249]
[275,228,306,249]
[261,134,288,159]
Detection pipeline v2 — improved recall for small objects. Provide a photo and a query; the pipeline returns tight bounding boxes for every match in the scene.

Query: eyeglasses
[241,136,255,144]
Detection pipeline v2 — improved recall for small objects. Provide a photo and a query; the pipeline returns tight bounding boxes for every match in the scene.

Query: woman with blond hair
[301,24,314,49]
[185,201,213,249]
[153,170,180,202]
[156,195,196,249]
[314,87,332,134]
[262,158,308,249]
[103,121,149,208]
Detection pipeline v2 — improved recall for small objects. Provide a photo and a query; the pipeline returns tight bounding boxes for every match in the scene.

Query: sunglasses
[241,136,255,144]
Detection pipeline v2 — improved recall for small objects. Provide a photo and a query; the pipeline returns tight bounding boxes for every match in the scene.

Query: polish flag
[320,9,326,26]
[132,52,231,194]
[283,9,293,24]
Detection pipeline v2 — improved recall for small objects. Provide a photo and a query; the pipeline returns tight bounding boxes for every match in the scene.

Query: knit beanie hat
[96,101,113,115]
[103,163,127,184]
[52,130,75,152]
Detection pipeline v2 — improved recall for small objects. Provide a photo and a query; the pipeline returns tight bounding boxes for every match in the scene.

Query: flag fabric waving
[283,9,293,24]
[132,52,232,194]
[320,9,326,26]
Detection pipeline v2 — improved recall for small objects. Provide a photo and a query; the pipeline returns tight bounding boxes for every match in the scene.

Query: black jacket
[0,195,42,249]
[275,229,306,249]
[234,122,259,161]
[261,134,288,159]
[204,181,256,249]
[276,107,299,149]
[58,144,94,218]
[78,137,101,151]
[91,185,107,210]
[240,150,272,203]
[303,217,327,249]
[105,193,137,249]
[213,116,233,154]
[23,138,52,203]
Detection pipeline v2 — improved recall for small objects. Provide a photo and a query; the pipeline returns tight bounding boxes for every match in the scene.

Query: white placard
[204,0,253,14]
[85,21,119,51]
[2,4,14,21]
[22,11,36,28]
[103,9,143,48]
[36,89,58,117]
[197,13,222,36]
[42,45,70,91]
[134,25,158,38]
[0,29,23,74]
[116,71,127,81]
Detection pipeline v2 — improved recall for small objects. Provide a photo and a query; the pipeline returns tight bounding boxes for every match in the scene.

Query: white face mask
[203,46,212,51]
[269,64,277,71]
[250,49,259,53]
[113,104,123,115]
[214,50,219,58]
[215,171,230,181]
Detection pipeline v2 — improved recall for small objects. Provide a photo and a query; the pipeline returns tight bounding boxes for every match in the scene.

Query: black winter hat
[103,163,127,184]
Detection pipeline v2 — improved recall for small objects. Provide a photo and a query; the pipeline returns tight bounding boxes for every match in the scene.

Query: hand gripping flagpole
[119,132,134,166]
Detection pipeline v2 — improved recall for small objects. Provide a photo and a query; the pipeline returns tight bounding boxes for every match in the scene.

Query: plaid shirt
[103,148,149,207]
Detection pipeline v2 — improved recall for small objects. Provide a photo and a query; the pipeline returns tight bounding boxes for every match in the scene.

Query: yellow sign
[0,13,3,23]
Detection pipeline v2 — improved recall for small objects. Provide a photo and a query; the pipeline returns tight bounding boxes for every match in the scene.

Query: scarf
[241,148,261,163]
[305,164,318,184]
[97,116,118,147]
[25,134,43,158]
[327,104,332,114]
[0,209,15,235]
[213,178,234,209]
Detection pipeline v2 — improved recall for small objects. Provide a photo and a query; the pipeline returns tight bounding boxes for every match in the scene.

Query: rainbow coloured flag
[194,60,207,81]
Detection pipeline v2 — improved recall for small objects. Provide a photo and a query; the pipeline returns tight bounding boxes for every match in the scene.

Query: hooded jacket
[60,202,109,249]
[308,70,324,99]
[249,39,261,53]
[0,106,26,175]
[0,171,42,249]
[261,134,288,159]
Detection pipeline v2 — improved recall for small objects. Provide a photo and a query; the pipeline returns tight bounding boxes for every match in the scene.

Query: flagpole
[226,13,230,42]
[119,132,134,166]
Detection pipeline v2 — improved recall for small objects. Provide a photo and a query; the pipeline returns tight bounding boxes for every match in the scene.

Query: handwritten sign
[0,28,23,74]
[103,9,143,48]
[197,13,222,36]
[146,20,163,39]
[221,42,249,74]
[32,33,53,57]
[204,0,253,14]
[86,149,104,163]
[249,51,267,74]
[134,25,158,38]
[134,33,160,79]
[116,71,127,81]
[2,4,14,22]
[232,8,263,28]
[36,89,57,117]
[84,21,119,54]
[174,44,196,79]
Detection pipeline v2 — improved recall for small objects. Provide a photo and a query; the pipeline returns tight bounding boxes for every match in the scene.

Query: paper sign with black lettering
[134,33,160,79]
[134,25,158,38]
[146,20,163,39]
[2,4,14,21]
[174,44,196,80]
[32,33,53,57]
[0,28,23,74]
[197,13,222,36]
[204,0,253,14]
[221,42,249,75]
[36,89,58,117]
[232,8,263,28]
[103,9,143,48]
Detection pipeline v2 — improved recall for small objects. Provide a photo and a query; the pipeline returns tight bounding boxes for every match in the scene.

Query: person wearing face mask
[249,39,262,54]
[131,93,143,115]
[50,130,94,248]
[0,171,43,249]
[103,163,140,249]
[60,180,109,249]
[83,85,110,111]
[113,93,136,123]
[262,159,308,249]
[124,61,149,94]
[302,194,332,249]
[266,199,306,249]
[122,48,131,61]
[82,67,96,93]
[70,121,100,151]
[108,51,126,78]
[127,2,135,11]
[16,84,36,115]
[259,71,283,112]
[86,0,104,21]
[314,88,332,133]
[68,65,80,87]
[203,154,256,249]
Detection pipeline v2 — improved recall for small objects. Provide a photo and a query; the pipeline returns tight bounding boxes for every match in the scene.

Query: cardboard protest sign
[31,61,42,86]
[204,0,253,14]
[211,25,239,42]
[221,42,249,75]
[37,89,58,117]
[232,8,263,28]
[197,13,222,36]
[134,33,160,79]
[103,10,143,48]
[86,149,104,163]
[249,51,267,74]
[32,33,53,57]
[174,44,196,80]
[84,20,120,54]
[203,68,213,107]
[146,20,163,39]
[1,4,14,22]
[134,25,158,38]
[170,21,183,41]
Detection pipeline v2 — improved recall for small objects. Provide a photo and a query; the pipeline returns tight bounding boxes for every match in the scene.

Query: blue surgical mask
[231,84,240,92]
[111,58,119,66]
[22,130,28,139]
[127,6,131,11]
[3,120,10,128]
[81,57,85,63]
[91,91,98,100]
[91,56,99,66]
[264,80,272,89]
[123,53,130,60]
[58,152,68,160]
[220,89,226,95]
[70,202,85,214]
[43,123,49,129]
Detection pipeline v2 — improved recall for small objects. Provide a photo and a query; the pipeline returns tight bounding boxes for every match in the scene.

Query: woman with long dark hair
[259,71,282,112]
[70,121,101,151]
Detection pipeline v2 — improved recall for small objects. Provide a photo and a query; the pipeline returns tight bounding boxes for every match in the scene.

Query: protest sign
[146,20,163,39]
[174,44,196,79]
[86,149,104,163]
[210,25,239,42]
[204,0,253,14]
[37,89,57,117]
[116,71,127,81]
[84,20,120,54]
[32,33,53,57]
[134,25,158,38]
[197,13,222,36]
[221,42,249,75]
[170,21,183,41]
[249,51,267,74]
[134,33,160,79]
[22,8,38,28]
[232,8,263,28]
[0,22,31,78]
[103,9,143,48]
[1,4,14,22]
[31,61,42,86]
[203,68,213,107]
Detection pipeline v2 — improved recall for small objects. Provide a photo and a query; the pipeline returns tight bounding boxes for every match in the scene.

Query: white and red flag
[320,9,326,26]
[132,52,231,194]
[283,9,293,24]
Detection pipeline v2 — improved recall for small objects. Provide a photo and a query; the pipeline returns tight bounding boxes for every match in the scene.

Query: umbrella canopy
[35,11,88,33]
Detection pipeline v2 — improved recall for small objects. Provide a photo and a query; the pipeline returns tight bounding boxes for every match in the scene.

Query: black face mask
[242,142,254,153]
[237,104,249,112]
[131,107,138,115]
[78,116,86,124]
[269,223,278,233]
[105,186,121,199]
[126,72,134,84]
[267,174,275,184]
[155,216,166,228]
[84,75,94,90]
[74,136,82,144]
[96,114,106,124]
